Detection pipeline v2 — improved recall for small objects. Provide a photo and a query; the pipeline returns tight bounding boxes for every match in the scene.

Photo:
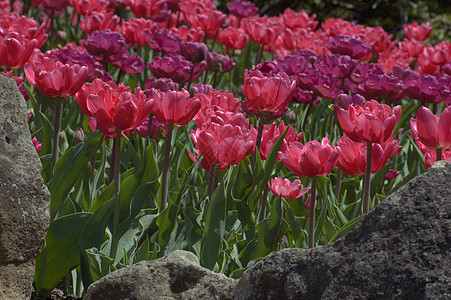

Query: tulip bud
[59,131,66,147]
[45,106,54,119]
[180,41,208,64]
[73,128,85,145]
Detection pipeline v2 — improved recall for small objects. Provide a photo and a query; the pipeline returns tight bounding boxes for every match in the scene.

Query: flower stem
[51,101,62,177]
[363,142,372,214]
[187,63,195,91]
[258,184,269,222]
[160,124,174,211]
[309,176,317,248]
[302,94,315,132]
[253,113,267,168]
[110,128,122,258]
[336,168,342,203]
[437,148,442,162]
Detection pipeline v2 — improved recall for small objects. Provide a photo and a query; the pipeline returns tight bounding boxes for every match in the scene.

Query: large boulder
[234,161,451,299]
[84,250,236,300]
[0,75,50,299]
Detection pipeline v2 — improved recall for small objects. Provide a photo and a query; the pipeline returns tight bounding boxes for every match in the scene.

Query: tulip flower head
[269,177,311,200]
[410,106,451,151]
[325,34,371,60]
[227,0,259,18]
[24,53,88,100]
[336,99,401,144]
[190,109,255,171]
[82,29,127,57]
[337,134,401,177]
[149,88,201,126]
[0,32,38,70]
[258,121,303,160]
[243,69,295,114]
[403,21,432,41]
[279,137,341,178]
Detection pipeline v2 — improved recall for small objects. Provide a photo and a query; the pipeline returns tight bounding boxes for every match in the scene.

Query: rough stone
[84,250,236,300]
[234,160,451,299]
[0,75,50,299]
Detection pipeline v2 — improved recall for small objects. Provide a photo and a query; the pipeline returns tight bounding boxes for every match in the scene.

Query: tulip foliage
[6,0,450,297]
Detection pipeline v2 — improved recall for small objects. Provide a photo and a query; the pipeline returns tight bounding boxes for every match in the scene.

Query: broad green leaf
[201,181,227,270]
[327,215,364,244]
[48,130,103,219]
[34,213,92,297]
[84,248,116,282]
[282,199,306,248]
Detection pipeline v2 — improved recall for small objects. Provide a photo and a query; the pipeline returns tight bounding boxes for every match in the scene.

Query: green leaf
[200,181,227,270]
[250,195,283,260]
[34,213,92,297]
[48,131,103,219]
[327,215,364,244]
[83,248,116,282]
[282,199,306,248]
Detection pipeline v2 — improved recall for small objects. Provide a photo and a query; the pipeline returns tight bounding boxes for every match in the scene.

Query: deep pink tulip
[85,84,152,135]
[217,27,249,51]
[384,167,400,180]
[0,32,37,70]
[403,21,432,41]
[32,137,42,153]
[337,134,401,177]
[24,53,88,99]
[279,137,341,178]
[81,12,120,35]
[411,136,451,169]
[70,0,110,16]
[193,90,241,126]
[410,106,451,151]
[336,99,401,144]
[258,121,303,160]
[149,88,201,126]
[243,69,295,113]
[269,177,311,200]
[190,109,255,171]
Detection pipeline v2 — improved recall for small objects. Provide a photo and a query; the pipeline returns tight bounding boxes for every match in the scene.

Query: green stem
[187,63,195,91]
[258,184,269,222]
[160,124,174,211]
[302,94,316,132]
[336,169,342,203]
[363,142,372,214]
[252,113,266,168]
[436,148,442,162]
[309,176,317,248]
[51,101,62,177]
[110,128,122,258]
[208,164,220,199]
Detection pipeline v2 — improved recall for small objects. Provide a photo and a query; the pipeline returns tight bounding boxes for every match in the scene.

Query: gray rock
[84,250,236,300]
[0,75,50,299]
[234,160,451,300]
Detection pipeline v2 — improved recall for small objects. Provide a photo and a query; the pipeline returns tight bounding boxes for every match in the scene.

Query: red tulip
[81,12,120,35]
[193,90,241,126]
[258,121,303,160]
[279,137,341,178]
[403,21,432,41]
[186,10,227,38]
[70,0,110,16]
[336,99,401,144]
[85,84,152,136]
[337,134,401,177]
[217,27,249,51]
[410,106,451,151]
[190,109,255,171]
[243,69,295,113]
[269,177,311,200]
[149,88,201,126]
[24,52,88,99]
[0,32,37,70]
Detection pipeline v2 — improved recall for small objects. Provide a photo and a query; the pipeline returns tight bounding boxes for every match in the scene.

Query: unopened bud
[73,128,85,145]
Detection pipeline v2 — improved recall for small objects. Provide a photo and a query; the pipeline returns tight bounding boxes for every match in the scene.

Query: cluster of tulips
[1,0,451,296]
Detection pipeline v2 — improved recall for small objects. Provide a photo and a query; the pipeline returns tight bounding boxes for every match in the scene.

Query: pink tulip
[269,177,311,200]
[243,69,295,113]
[336,99,401,144]
[403,21,432,41]
[24,52,88,99]
[149,89,201,126]
[279,137,341,178]
[410,106,451,151]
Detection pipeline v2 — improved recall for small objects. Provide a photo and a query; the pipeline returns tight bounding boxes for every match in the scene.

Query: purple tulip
[227,0,259,18]
[326,34,371,59]
[82,29,128,57]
